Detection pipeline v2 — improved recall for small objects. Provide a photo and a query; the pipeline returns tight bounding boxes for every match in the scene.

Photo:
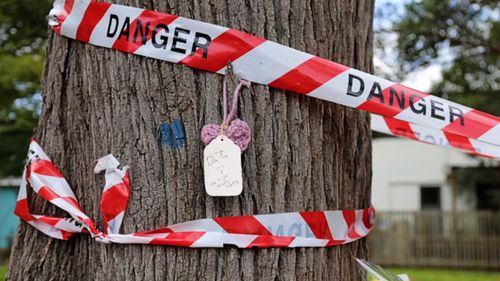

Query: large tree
[7,0,374,280]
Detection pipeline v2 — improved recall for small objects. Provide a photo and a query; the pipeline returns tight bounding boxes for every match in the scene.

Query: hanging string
[201,77,252,152]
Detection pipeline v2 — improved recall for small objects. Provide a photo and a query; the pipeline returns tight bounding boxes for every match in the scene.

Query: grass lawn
[1,264,499,280]
[0,264,6,281]
[390,268,500,281]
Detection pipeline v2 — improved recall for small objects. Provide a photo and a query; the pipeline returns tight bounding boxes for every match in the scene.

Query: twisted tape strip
[16,140,375,248]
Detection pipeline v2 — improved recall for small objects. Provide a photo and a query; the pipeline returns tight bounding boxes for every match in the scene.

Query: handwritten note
[203,135,243,196]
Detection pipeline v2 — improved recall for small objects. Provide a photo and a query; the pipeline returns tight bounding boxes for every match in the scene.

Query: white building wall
[372,138,480,211]
[0,177,21,187]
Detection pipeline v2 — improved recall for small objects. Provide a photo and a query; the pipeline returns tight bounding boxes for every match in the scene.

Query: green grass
[0,264,7,281]
[389,268,500,281]
[0,264,499,281]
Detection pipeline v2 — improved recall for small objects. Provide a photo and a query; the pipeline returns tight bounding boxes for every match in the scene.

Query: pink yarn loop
[200,124,221,145]
[201,119,251,152]
[201,78,252,152]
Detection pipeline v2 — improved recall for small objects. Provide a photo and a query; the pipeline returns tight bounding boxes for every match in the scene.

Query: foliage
[392,0,500,115]
[0,0,51,177]
[452,166,500,210]
[454,166,500,188]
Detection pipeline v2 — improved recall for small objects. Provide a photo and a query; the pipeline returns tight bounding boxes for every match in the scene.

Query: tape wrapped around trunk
[15,139,375,248]
[47,0,500,159]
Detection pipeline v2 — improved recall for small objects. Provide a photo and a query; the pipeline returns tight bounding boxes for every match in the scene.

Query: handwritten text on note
[203,135,243,196]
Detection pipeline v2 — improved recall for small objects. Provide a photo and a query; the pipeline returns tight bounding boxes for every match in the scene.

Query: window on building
[420,186,441,210]
[476,183,500,211]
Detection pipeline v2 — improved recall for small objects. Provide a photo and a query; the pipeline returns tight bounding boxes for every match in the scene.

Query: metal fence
[369,211,500,269]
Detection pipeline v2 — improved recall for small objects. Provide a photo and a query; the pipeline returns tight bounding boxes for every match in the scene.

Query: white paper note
[203,135,243,196]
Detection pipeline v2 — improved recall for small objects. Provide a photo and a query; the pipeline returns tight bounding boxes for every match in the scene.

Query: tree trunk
[8,0,374,280]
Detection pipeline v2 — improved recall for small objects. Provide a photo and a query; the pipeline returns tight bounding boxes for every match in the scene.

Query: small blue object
[171,119,185,149]
[159,122,173,146]
[158,119,185,149]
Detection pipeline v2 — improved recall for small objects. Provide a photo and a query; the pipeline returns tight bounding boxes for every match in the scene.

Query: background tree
[379,0,499,115]
[374,0,500,210]
[7,0,374,280]
[0,0,50,177]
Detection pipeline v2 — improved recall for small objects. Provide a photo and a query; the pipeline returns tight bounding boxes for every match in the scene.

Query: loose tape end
[94,154,120,173]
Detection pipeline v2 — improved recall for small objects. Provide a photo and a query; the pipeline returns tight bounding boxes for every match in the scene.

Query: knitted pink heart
[200,119,251,152]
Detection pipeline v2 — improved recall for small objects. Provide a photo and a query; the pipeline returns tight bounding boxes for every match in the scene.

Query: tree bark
[8,0,374,280]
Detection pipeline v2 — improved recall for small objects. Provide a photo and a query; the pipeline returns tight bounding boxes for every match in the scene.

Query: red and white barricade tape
[16,139,375,248]
[371,114,500,159]
[47,0,500,157]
